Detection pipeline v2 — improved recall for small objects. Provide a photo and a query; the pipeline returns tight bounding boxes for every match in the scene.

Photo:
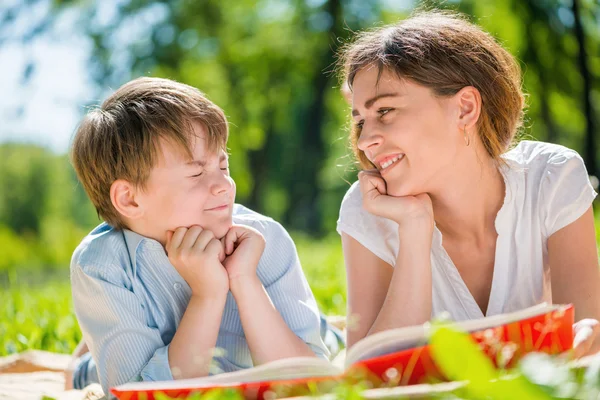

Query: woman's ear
[455,86,482,130]
[110,179,143,221]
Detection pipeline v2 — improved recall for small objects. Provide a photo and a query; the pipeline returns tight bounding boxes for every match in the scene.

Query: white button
[173,283,182,290]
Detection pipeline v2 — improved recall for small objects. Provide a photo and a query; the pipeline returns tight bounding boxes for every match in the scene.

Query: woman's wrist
[397,218,434,243]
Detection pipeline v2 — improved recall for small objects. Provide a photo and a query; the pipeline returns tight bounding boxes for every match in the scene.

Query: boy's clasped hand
[165,224,266,298]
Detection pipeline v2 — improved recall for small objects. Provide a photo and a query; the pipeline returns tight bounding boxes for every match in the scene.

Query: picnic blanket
[2,337,597,399]
[0,350,103,400]
[0,349,464,400]
[0,348,462,400]
[0,315,349,400]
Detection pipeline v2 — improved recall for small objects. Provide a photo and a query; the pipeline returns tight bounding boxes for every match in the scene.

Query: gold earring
[463,126,470,147]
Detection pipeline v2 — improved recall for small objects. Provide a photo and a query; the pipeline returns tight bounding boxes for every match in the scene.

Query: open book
[111,303,574,400]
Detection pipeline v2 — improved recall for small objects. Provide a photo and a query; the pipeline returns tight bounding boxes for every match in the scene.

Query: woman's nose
[357,125,383,154]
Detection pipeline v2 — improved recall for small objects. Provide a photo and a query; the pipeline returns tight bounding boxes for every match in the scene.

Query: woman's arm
[342,171,435,348]
[342,225,433,348]
[342,233,393,348]
[548,205,600,356]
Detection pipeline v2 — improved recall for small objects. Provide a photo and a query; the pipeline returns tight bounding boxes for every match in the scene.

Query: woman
[337,10,600,357]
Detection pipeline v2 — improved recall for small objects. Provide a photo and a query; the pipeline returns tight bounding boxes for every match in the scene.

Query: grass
[294,232,347,316]
[2,230,600,399]
[3,209,600,357]
[0,232,346,357]
[0,278,80,357]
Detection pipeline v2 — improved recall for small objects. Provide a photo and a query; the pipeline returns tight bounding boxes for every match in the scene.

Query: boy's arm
[71,261,225,395]
[168,294,227,378]
[226,222,329,365]
[165,226,230,379]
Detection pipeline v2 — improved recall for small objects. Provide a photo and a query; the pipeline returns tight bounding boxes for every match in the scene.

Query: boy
[68,77,329,396]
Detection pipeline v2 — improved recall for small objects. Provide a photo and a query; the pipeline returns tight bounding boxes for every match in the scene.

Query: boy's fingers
[224,227,241,255]
[194,229,216,251]
[220,237,227,254]
[181,225,203,249]
[205,239,224,259]
[168,227,188,251]
[166,231,174,248]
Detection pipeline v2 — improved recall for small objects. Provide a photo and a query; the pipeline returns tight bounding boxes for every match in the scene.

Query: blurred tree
[0,0,598,241]
[572,0,598,178]
[0,143,98,271]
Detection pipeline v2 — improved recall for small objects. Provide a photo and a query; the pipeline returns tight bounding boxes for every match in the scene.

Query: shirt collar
[122,229,165,276]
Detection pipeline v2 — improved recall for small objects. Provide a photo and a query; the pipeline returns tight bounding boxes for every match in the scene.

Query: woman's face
[352,66,465,197]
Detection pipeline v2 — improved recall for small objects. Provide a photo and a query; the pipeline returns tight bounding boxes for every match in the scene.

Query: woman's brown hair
[339,10,525,169]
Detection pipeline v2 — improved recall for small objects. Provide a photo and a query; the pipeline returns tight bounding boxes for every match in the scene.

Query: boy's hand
[221,224,266,284]
[166,226,229,299]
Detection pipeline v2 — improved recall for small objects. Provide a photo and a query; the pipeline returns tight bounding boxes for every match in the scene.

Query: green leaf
[430,325,499,383]
[429,324,553,400]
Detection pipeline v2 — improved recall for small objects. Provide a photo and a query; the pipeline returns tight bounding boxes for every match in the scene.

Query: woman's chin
[385,182,419,198]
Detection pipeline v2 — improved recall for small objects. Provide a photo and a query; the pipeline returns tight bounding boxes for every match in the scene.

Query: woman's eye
[220,167,229,171]
[355,120,364,130]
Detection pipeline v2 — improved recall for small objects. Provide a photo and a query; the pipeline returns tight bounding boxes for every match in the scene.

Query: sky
[0,1,110,154]
[0,0,416,154]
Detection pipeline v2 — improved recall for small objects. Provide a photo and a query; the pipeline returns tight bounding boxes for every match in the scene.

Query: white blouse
[337,141,597,321]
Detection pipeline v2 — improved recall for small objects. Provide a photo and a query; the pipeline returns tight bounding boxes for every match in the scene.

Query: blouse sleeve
[336,181,398,266]
[539,147,597,237]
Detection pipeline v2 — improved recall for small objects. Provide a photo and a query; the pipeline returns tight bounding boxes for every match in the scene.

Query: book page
[116,357,343,391]
[345,302,562,367]
[345,324,429,367]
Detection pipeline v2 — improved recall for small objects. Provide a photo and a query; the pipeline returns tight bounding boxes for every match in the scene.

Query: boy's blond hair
[71,77,228,229]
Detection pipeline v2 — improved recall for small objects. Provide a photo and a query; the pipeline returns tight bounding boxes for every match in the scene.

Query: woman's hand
[573,318,600,358]
[358,169,434,231]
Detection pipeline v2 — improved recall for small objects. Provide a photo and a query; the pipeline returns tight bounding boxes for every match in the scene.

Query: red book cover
[111,303,574,400]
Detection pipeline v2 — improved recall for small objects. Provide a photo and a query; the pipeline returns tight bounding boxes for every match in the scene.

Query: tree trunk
[284,0,342,234]
[522,0,559,143]
[572,0,598,179]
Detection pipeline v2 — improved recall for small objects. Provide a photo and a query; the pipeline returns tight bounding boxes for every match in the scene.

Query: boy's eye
[378,108,393,116]
[190,172,203,178]
[354,120,364,130]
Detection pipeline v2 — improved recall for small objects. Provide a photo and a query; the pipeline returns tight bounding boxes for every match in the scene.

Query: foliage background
[0,0,599,358]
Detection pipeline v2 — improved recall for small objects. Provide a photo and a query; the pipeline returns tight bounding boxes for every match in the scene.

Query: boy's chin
[212,220,234,240]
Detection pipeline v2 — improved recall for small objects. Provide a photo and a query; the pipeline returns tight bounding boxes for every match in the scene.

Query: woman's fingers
[573,319,600,358]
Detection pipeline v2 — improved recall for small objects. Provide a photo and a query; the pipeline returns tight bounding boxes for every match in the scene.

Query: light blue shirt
[71,204,329,396]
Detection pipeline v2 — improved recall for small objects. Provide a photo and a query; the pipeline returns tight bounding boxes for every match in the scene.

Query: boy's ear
[110,179,143,220]
[455,86,481,130]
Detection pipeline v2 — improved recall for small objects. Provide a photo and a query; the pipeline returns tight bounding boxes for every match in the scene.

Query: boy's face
[134,122,235,245]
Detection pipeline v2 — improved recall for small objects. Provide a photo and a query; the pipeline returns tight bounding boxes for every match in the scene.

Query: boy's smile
[130,121,235,245]
[205,204,230,212]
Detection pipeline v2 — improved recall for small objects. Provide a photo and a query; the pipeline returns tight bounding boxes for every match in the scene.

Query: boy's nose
[211,173,233,196]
